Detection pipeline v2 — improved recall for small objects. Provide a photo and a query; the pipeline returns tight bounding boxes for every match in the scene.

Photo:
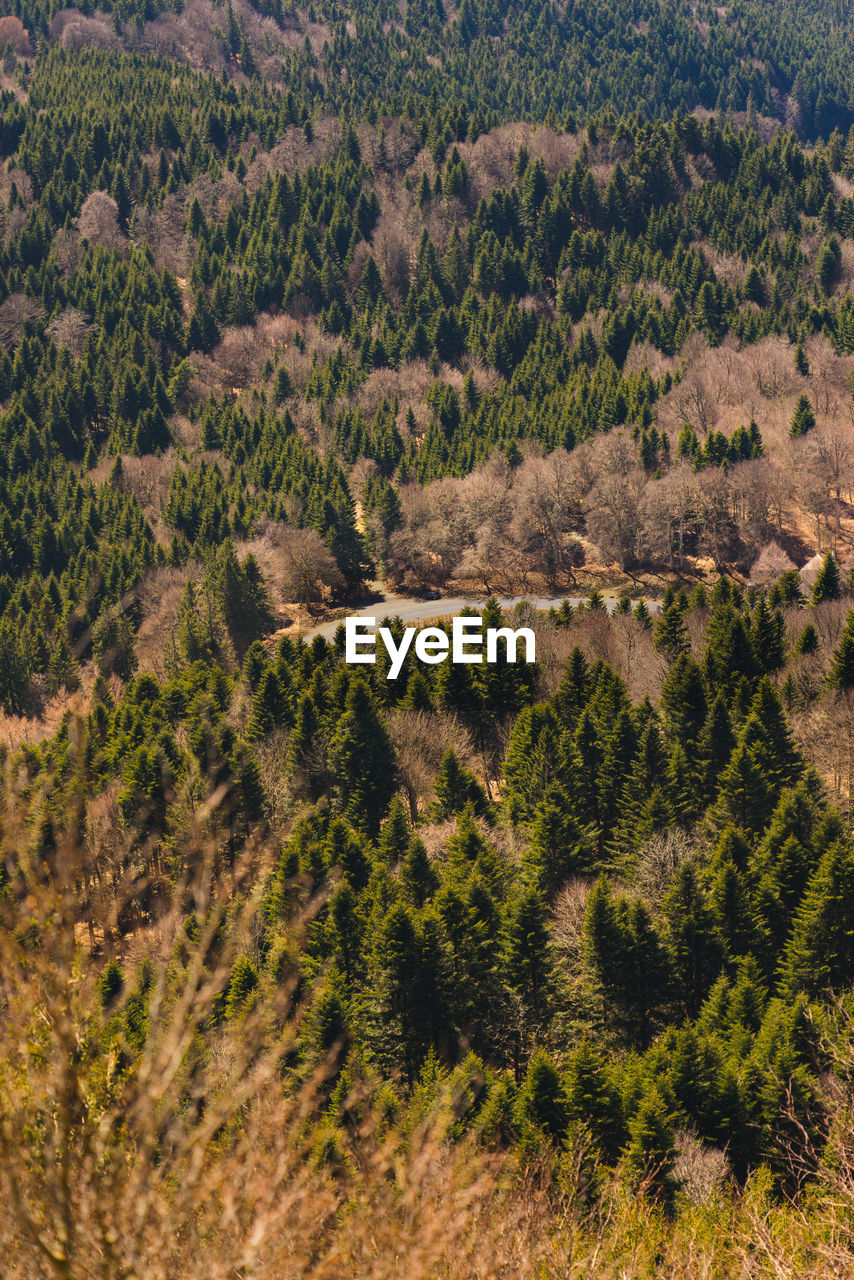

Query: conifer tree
[246,666,289,740]
[711,738,775,835]
[515,1049,568,1142]
[377,795,411,865]
[328,883,362,982]
[812,551,840,604]
[564,1038,623,1159]
[795,622,819,655]
[432,747,487,820]
[553,646,589,728]
[524,792,590,895]
[504,884,554,1034]
[752,596,785,671]
[660,653,708,749]
[781,840,854,996]
[288,691,325,802]
[654,599,689,661]
[401,836,439,908]
[662,862,723,1017]
[624,1087,677,1206]
[790,393,816,437]
[329,679,398,835]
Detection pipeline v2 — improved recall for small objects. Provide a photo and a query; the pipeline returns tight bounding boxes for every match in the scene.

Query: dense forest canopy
[7,0,854,1275]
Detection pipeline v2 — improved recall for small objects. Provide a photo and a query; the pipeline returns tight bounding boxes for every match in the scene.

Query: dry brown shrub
[673,1133,729,1205]
[633,830,699,905]
[133,196,194,277]
[0,801,558,1280]
[751,540,797,584]
[135,564,199,678]
[550,877,591,967]
[114,451,179,518]
[388,707,477,819]
[237,520,342,610]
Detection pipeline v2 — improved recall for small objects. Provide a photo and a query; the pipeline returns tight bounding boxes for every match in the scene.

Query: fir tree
[624,1087,677,1206]
[377,796,411,865]
[329,679,398,835]
[781,840,854,996]
[790,393,816,437]
[515,1049,568,1142]
[400,836,439,908]
[812,551,840,604]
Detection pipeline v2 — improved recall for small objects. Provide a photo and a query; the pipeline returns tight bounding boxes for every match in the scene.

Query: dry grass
[5,771,854,1277]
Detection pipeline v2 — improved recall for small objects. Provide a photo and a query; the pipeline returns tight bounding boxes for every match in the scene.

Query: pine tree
[781,840,854,996]
[624,1087,677,1206]
[660,653,708,749]
[401,836,439,908]
[790,393,816,437]
[663,862,723,1017]
[812,551,840,604]
[377,796,411,865]
[329,679,398,835]
[504,884,554,1033]
[515,1049,568,1142]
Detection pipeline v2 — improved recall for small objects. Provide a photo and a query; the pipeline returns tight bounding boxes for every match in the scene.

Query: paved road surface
[300,592,662,641]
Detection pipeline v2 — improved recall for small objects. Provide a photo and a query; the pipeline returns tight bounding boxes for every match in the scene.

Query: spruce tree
[504,884,554,1033]
[376,796,411,865]
[329,679,398,835]
[515,1049,569,1142]
[564,1038,623,1159]
[433,747,487,820]
[781,840,854,996]
[790,393,816,437]
[401,836,439,908]
[812,551,840,604]
[752,597,785,671]
[660,653,708,749]
[289,692,325,802]
[654,599,690,661]
[662,862,723,1017]
[624,1087,677,1206]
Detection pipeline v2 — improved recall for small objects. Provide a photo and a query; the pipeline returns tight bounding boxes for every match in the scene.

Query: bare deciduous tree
[585,468,647,569]
[47,307,92,359]
[77,192,126,251]
[0,293,44,348]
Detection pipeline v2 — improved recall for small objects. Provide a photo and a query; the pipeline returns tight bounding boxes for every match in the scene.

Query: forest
[6,0,854,1275]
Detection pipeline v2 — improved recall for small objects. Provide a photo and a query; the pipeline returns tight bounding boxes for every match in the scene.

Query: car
[424,589,441,601]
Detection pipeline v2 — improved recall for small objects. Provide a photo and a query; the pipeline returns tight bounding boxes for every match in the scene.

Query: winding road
[300,591,662,641]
